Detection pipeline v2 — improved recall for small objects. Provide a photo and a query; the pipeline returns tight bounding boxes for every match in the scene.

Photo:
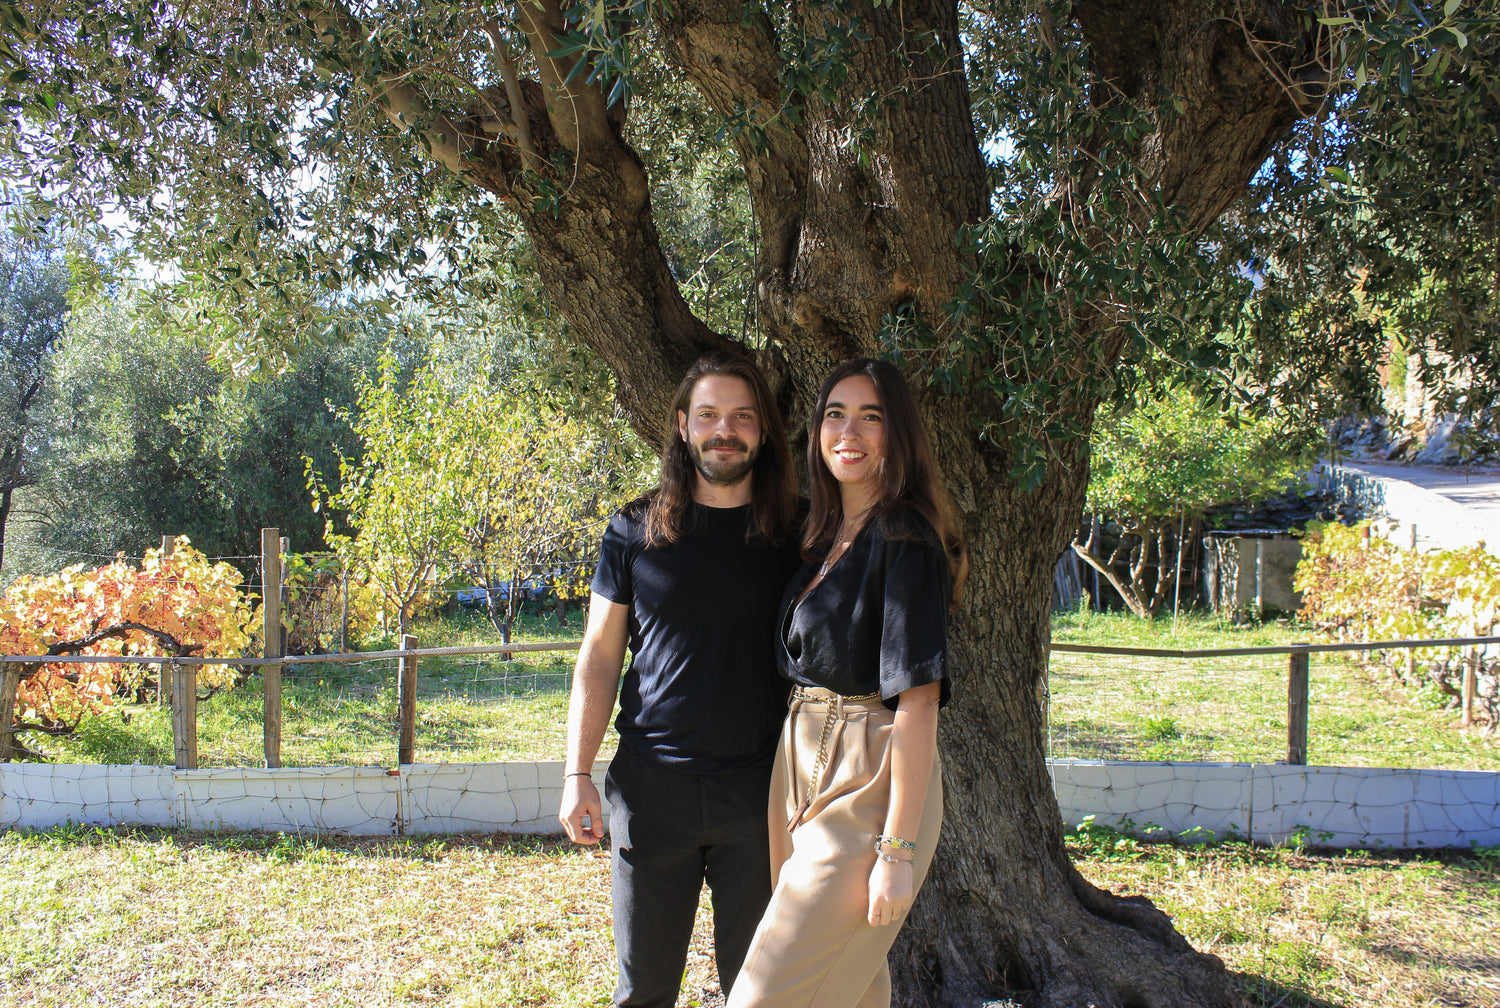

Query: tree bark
[0,485,13,580]
[327,0,1323,1003]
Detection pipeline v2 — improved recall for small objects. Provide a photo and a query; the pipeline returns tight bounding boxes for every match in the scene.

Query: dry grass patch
[0,828,655,1008]
[1070,824,1500,1008]
[4,825,1495,1008]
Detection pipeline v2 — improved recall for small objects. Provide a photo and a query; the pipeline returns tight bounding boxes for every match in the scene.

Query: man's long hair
[803,358,967,599]
[642,352,798,546]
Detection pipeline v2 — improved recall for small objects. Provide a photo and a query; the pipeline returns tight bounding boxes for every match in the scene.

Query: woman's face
[819,374,886,495]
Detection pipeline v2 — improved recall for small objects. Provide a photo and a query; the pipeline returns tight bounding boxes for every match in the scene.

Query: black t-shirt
[592,500,803,774]
[779,511,952,709]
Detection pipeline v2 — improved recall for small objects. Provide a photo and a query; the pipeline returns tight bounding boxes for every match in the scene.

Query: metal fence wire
[2,638,1496,771]
[1047,637,1499,770]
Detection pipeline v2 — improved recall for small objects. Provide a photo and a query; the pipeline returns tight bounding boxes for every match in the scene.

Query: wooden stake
[171,660,198,770]
[1287,647,1310,766]
[262,528,283,768]
[1462,646,1478,728]
[0,662,20,763]
[398,634,418,765]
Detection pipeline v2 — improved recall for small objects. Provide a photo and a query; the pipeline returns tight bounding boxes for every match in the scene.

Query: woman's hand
[867,857,915,926]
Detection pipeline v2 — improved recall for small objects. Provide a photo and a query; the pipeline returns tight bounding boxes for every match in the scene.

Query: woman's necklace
[819,511,870,576]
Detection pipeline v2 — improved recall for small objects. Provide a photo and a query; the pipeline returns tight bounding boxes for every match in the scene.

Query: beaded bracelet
[874,834,916,853]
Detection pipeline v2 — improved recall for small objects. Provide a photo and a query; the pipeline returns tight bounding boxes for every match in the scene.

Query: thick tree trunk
[352,0,1323,1002]
[0,485,12,580]
[877,400,1241,1008]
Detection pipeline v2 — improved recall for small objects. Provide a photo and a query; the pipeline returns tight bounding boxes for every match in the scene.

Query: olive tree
[1,2,1492,1004]
[0,225,70,579]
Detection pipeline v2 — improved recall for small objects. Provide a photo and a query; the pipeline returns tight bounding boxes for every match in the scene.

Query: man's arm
[558,591,629,844]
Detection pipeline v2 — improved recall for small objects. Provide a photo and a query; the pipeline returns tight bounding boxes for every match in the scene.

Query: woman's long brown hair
[803,358,966,598]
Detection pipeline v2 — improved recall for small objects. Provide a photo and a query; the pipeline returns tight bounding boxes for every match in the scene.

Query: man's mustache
[703,438,749,451]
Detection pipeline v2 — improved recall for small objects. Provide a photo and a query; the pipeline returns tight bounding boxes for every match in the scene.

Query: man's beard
[689,437,759,487]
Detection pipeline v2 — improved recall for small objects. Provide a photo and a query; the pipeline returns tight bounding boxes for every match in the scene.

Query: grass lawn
[1049,611,1500,771]
[20,608,1498,770]
[37,609,589,767]
[1,824,1494,1008]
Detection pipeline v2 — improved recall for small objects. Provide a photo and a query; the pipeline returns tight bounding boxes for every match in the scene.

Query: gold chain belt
[786,687,883,832]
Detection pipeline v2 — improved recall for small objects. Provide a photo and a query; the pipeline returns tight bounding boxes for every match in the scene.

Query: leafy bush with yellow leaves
[0,540,257,734]
[1296,520,1499,729]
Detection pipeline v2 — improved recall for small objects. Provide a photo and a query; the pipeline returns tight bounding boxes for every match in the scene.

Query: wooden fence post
[398,634,418,765]
[158,535,176,709]
[1287,646,1310,766]
[0,661,20,763]
[1462,646,1478,728]
[262,528,283,768]
[171,660,198,770]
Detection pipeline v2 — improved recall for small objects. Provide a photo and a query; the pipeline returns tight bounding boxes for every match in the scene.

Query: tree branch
[303,1,473,175]
[482,21,543,175]
[653,1,809,292]
[1071,0,1324,232]
[511,0,617,159]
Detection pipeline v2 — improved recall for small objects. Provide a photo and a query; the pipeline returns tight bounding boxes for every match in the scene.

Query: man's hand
[559,773,605,844]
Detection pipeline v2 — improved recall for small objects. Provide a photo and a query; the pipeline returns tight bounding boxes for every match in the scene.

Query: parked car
[454,580,545,609]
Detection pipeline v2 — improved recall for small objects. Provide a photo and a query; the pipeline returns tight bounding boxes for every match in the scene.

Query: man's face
[677,373,764,488]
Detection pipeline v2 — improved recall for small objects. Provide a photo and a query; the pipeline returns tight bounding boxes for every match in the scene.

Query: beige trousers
[726,688,943,1008]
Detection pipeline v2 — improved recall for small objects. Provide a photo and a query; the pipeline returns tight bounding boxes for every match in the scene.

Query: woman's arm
[867,679,942,926]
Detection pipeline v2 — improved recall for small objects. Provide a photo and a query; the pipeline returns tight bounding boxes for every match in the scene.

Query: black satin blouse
[778,510,952,710]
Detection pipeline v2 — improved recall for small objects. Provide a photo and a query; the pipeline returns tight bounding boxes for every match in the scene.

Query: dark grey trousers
[605,744,775,1008]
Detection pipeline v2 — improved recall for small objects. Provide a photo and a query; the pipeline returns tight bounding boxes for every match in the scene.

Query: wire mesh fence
[4,638,1497,771]
[1046,639,1500,770]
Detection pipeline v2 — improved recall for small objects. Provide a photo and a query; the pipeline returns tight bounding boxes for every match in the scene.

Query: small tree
[1075,387,1315,618]
[312,355,461,636]
[449,393,623,645]
[0,539,256,759]
[313,351,644,638]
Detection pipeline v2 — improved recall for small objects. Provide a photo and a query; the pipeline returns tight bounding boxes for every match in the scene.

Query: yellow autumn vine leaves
[1296,519,1500,653]
[0,540,258,725]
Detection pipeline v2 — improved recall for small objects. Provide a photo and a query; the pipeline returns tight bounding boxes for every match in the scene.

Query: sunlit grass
[1049,611,1499,771]
[2,823,1494,1008]
[39,608,595,767]
[25,608,1497,771]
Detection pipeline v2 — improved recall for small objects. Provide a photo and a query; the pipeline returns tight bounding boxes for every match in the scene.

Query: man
[559,352,802,1008]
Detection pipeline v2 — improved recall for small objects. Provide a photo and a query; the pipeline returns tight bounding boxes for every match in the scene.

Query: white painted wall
[3,759,1496,849]
[1049,760,1500,849]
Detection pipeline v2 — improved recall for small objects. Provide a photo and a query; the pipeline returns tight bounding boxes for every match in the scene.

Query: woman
[727,358,965,1008]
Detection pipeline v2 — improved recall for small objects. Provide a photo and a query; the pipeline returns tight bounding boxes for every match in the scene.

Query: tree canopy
[0,222,71,578]
[16,281,383,569]
[2,1,1495,1005]
[1078,387,1318,617]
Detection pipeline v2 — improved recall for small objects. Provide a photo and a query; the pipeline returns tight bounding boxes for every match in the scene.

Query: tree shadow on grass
[3,823,581,863]
[1047,716,1142,759]
[1229,971,1348,1008]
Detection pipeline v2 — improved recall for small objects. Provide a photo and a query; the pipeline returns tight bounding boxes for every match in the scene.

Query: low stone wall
[5,759,1496,849]
[1049,760,1499,849]
[1,761,570,836]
